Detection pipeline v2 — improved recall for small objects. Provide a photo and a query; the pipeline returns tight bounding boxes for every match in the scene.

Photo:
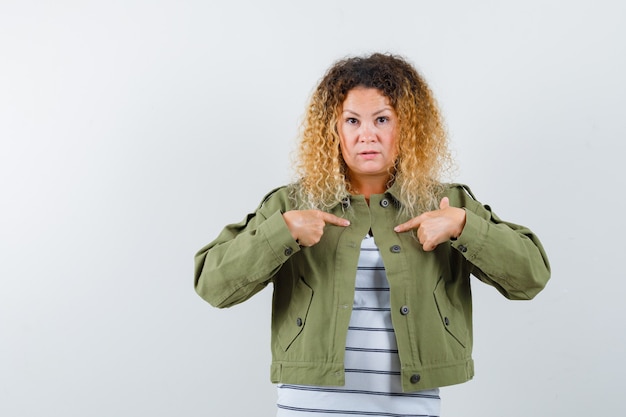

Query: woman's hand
[394,197,466,251]
[283,210,350,247]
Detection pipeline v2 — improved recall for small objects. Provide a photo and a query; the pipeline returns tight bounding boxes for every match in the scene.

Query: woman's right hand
[282,210,350,247]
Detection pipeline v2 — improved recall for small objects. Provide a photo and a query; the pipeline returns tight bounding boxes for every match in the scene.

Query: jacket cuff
[450,209,487,262]
[259,210,301,262]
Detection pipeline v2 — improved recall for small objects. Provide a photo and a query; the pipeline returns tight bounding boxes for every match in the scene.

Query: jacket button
[284,247,293,256]
[390,245,401,253]
[400,306,410,315]
[380,198,390,208]
[296,317,303,327]
[410,374,421,384]
[458,245,467,253]
[444,317,450,326]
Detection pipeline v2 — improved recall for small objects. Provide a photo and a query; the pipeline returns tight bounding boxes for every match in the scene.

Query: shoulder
[442,183,482,209]
[255,184,297,214]
[259,185,290,203]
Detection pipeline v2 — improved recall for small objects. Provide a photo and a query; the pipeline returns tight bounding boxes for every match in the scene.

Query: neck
[348,175,390,201]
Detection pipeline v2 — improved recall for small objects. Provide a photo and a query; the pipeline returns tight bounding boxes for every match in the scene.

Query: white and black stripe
[277,235,440,417]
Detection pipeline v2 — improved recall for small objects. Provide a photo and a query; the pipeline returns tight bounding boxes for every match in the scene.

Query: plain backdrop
[1,1,625,416]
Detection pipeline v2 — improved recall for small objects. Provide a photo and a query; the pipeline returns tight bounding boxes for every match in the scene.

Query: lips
[358,150,380,160]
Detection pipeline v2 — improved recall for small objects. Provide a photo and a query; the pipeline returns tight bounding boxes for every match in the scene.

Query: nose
[358,124,376,142]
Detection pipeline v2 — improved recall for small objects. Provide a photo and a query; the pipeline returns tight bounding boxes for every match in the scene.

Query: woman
[194,53,550,416]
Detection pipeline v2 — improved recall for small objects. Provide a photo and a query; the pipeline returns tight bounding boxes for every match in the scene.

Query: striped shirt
[276,234,440,417]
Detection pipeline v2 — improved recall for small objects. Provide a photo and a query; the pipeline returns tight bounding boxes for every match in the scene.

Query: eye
[346,117,359,125]
[376,116,389,124]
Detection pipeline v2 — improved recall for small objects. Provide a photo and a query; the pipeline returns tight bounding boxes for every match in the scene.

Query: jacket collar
[338,181,402,209]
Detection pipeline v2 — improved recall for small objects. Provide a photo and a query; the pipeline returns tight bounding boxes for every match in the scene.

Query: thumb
[439,196,450,210]
[322,212,350,227]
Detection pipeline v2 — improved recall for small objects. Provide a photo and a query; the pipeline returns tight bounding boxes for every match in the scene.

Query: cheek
[338,135,351,156]
[387,134,398,153]
[387,137,399,163]
[337,140,347,163]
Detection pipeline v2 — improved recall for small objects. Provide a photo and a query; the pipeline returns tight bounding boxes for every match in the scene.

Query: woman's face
[338,87,399,185]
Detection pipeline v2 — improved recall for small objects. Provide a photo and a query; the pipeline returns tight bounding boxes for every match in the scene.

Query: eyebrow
[342,107,393,117]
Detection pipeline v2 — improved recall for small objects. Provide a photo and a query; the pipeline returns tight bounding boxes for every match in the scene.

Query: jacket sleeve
[194,187,301,308]
[448,184,551,300]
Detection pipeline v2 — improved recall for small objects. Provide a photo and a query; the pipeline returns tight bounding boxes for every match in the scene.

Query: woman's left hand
[394,197,466,251]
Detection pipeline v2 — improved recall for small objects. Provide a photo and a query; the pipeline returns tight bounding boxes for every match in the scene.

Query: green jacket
[194,183,550,392]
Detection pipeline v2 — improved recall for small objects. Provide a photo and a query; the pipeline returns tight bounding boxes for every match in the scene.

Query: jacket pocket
[275,276,313,352]
[433,276,468,348]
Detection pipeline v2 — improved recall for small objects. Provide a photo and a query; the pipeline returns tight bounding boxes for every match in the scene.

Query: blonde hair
[293,53,453,217]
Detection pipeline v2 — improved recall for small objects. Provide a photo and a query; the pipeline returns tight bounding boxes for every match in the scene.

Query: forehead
[341,87,393,111]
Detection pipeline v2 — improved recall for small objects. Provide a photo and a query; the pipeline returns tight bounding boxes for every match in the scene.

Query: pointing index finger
[394,216,422,233]
[321,212,350,227]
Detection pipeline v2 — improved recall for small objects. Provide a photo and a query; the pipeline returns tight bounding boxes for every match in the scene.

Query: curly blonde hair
[293,53,453,217]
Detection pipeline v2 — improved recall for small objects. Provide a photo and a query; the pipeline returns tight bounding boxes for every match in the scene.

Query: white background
[1,1,625,416]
